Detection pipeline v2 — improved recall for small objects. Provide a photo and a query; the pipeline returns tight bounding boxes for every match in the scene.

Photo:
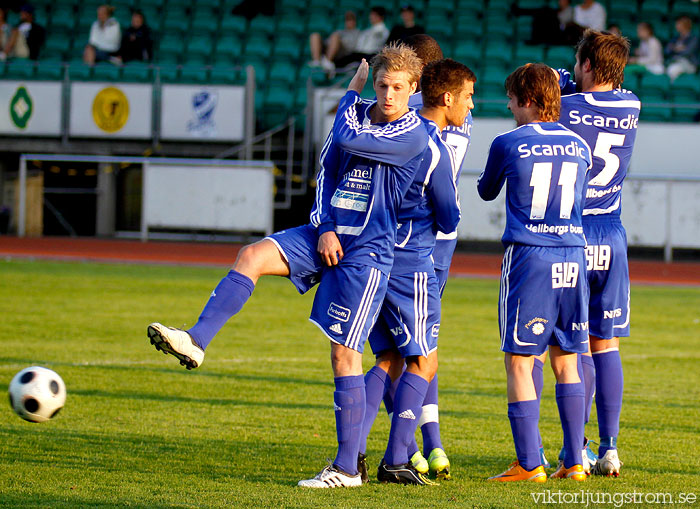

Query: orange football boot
[550,462,587,481]
[488,461,547,482]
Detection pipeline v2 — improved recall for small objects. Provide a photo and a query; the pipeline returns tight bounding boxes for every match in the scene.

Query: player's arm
[429,148,462,235]
[555,68,577,95]
[332,62,428,166]
[477,137,507,201]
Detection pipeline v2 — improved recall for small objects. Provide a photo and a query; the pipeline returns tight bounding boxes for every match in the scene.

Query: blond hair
[370,43,422,85]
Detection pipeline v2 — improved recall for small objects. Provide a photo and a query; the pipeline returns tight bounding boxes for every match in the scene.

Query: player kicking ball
[358,57,475,485]
[298,46,431,488]
[478,63,592,482]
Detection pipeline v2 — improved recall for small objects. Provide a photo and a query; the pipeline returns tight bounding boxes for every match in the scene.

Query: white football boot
[298,464,362,488]
[591,449,622,477]
[147,323,204,369]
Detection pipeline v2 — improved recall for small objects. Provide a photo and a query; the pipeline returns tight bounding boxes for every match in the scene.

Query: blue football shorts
[368,271,441,359]
[583,216,630,339]
[265,223,323,294]
[499,244,590,355]
[309,263,389,353]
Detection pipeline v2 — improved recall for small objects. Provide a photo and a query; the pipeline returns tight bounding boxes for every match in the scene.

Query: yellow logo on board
[92,87,129,133]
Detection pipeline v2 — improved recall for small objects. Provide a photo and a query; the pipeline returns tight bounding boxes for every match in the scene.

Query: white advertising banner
[69,82,152,138]
[142,160,274,238]
[160,85,245,141]
[0,81,62,136]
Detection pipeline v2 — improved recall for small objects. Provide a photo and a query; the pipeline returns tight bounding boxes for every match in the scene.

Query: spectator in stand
[607,23,621,37]
[83,4,121,65]
[0,3,44,60]
[665,16,699,82]
[627,22,664,75]
[332,6,389,70]
[387,5,424,45]
[573,0,606,32]
[512,0,575,45]
[0,8,11,50]
[113,9,152,64]
[309,11,360,73]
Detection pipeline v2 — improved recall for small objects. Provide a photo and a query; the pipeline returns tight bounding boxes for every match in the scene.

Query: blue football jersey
[408,92,473,270]
[558,69,641,217]
[309,91,428,274]
[392,117,461,275]
[478,122,592,247]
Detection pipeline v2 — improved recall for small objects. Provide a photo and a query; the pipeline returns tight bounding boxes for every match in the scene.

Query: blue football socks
[532,358,545,449]
[508,399,541,471]
[359,366,391,455]
[384,372,428,466]
[555,382,585,468]
[580,354,596,425]
[187,270,255,350]
[333,375,366,475]
[421,374,443,455]
[593,349,623,456]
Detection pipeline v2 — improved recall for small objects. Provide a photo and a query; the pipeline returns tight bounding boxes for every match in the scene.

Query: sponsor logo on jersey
[568,110,638,130]
[525,223,584,235]
[586,184,621,198]
[517,141,587,159]
[10,86,32,129]
[328,302,351,322]
[398,409,416,420]
[572,321,589,331]
[390,326,404,336]
[603,308,622,319]
[329,323,343,334]
[92,87,129,133]
[525,317,548,336]
[187,90,218,137]
[331,190,369,212]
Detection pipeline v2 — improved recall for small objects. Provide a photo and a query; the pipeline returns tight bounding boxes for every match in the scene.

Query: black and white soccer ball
[8,366,66,423]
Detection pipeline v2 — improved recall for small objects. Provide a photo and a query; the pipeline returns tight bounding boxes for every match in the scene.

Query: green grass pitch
[1,259,699,508]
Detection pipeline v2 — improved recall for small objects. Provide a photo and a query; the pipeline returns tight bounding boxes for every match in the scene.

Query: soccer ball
[8,366,66,423]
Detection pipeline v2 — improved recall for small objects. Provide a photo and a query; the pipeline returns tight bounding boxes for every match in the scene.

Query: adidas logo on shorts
[398,409,417,420]
[329,323,343,334]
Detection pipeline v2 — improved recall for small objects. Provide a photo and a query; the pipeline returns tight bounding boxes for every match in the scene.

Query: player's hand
[317,231,344,266]
[348,59,369,94]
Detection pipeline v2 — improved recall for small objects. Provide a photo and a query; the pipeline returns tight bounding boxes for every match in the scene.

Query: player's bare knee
[375,350,403,380]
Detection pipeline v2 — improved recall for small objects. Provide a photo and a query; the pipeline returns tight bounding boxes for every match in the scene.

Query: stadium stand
[1,0,698,128]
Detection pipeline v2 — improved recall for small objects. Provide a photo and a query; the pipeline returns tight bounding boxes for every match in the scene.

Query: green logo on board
[10,86,33,129]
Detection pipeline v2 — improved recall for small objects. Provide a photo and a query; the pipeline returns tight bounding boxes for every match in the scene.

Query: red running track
[1,237,699,286]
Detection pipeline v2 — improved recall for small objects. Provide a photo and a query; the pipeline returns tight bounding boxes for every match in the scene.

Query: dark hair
[370,6,386,19]
[505,63,560,122]
[576,29,630,88]
[421,58,476,108]
[401,5,414,12]
[638,21,653,35]
[404,34,443,68]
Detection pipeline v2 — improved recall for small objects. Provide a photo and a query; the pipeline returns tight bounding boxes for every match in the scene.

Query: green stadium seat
[49,7,76,31]
[305,12,330,34]
[179,64,209,83]
[42,35,72,61]
[514,17,532,41]
[36,60,64,80]
[93,63,122,81]
[273,34,302,59]
[244,34,273,59]
[68,61,93,81]
[640,72,671,95]
[671,74,700,94]
[476,88,509,117]
[220,16,247,33]
[121,62,152,82]
[608,3,638,22]
[456,0,484,13]
[453,41,481,64]
[671,0,700,19]
[156,64,180,83]
[670,89,700,122]
[191,7,217,34]
[210,66,241,84]
[279,0,307,9]
[621,72,640,92]
[484,15,515,42]
[216,35,244,58]
[139,0,166,7]
[197,0,223,7]
[429,0,456,10]
[187,35,213,62]
[455,13,484,39]
[163,9,190,33]
[513,44,546,66]
[242,56,269,85]
[294,86,308,109]
[276,14,305,36]
[546,46,575,69]
[515,0,547,8]
[78,9,98,29]
[269,60,297,86]
[483,41,513,67]
[5,60,36,79]
[639,3,670,22]
[425,12,454,39]
[249,15,277,36]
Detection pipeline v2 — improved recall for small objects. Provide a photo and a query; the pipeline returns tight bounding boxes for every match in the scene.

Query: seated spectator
[627,22,664,75]
[332,6,389,70]
[83,4,121,65]
[113,9,152,64]
[386,5,424,45]
[309,11,360,72]
[665,16,699,82]
[573,0,606,32]
[0,3,45,61]
[0,8,11,50]
[512,0,575,46]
